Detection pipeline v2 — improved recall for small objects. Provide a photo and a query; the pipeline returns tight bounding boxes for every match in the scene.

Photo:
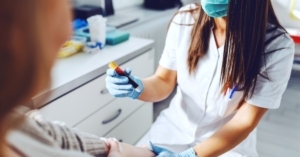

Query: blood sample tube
[108,62,141,92]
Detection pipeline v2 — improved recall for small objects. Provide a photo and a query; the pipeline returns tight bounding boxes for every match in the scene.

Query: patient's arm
[119,142,155,157]
[107,139,155,157]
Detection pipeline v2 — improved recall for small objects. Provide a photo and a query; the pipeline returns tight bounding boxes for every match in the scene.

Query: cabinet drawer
[74,98,144,137]
[39,74,113,126]
[105,103,153,145]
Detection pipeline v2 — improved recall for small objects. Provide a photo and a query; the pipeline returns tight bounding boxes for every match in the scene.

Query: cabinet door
[119,49,155,77]
[105,103,153,145]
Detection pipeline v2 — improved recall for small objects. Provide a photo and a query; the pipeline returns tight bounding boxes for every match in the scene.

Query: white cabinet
[39,74,114,127]
[74,98,144,137]
[105,103,153,145]
[39,49,154,144]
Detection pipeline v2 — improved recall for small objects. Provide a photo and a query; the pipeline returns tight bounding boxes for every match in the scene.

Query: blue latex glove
[148,141,197,157]
[105,68,144,99]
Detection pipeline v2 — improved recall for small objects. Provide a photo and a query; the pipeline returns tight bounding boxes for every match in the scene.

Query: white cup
[87,15,107,47]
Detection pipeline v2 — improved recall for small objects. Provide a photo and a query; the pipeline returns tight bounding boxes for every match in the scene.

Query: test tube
[108,62,141,92]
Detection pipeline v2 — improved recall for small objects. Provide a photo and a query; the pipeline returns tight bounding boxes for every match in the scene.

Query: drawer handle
[102,109,122,124]
[100,88,109,95]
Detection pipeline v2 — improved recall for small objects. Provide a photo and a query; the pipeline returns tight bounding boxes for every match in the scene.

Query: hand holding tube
[105,67,144,99]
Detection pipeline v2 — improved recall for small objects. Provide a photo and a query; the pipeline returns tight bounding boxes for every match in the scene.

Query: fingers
[107,83,133,90]
[108,88,132,98]
[106,69,118,77]
[100,137,109,153]
[108,138,120,152]
[124,68,132,75]
[105,68,136,98]
[106,75,129,84]
[148,141,164,154]
[108,138,123,152]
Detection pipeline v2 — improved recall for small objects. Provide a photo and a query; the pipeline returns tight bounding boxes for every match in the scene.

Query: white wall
[113,0,143,10]
[73,0,197,9]
[272,0,300,28]
[73,0,144,9]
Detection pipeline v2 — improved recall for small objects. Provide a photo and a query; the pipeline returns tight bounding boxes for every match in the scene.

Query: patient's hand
[107,139,124,157]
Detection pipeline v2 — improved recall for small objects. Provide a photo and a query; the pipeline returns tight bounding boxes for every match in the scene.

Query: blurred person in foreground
[0,0,154,157]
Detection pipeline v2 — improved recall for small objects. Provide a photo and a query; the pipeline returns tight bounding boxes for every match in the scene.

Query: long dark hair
[183,0,286,100]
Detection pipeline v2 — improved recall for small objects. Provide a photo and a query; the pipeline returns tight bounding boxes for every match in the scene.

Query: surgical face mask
[200,0,229,18]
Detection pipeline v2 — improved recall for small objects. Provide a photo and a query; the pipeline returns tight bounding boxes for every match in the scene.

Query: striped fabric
[7,110,107,157]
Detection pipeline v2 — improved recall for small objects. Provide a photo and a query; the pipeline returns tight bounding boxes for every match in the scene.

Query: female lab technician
[106,0,295,156]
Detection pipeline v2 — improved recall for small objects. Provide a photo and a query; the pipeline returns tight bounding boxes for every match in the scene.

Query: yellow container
[58,41,84,58]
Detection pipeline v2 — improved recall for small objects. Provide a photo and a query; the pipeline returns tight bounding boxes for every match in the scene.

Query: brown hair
[0,1,55,155]
[174,0,286,100]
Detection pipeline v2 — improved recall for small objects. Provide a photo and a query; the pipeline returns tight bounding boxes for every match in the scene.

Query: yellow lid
[108,62,119,69]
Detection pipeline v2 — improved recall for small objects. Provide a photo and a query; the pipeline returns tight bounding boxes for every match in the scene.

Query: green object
[106,30,130,45]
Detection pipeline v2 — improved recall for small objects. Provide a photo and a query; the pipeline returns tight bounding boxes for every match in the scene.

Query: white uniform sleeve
[159,3,198,71]
[158,15,182,71]
[246,33,295,109]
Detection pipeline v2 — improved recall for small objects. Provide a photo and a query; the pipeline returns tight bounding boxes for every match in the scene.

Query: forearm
[138,75,175,102]
[193,103,267,157]
[193,120,253,156]
[118,143,155,157]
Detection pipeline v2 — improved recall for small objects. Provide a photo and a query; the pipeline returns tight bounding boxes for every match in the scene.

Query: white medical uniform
[148,4,295,157]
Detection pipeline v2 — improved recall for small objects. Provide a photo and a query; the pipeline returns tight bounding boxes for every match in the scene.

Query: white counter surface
[32,37,154,108]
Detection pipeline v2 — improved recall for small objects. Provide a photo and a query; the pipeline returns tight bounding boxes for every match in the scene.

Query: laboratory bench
[32,37,155,145]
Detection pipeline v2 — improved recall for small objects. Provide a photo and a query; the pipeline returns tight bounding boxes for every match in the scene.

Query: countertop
[32,37,154,108]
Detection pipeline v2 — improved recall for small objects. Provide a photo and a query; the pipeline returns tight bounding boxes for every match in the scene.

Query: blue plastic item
[106,30,130,45]
[74,26,117,42]
[73,19,88,30]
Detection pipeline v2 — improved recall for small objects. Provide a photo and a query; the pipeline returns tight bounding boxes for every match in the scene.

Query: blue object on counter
[84,42,102,54]
[75,26,91,41]
[74,26,129,46]
[106,30,130,45]
[87,42,103,49]
[73,19,88,30]
[74,26,117,42]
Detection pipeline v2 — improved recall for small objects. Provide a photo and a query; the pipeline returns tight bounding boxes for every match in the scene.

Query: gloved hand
[148,141,197,157]
[105,68,144,99]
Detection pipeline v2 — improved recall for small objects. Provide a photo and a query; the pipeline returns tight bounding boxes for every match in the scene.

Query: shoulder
[264,24,295,66]
[265,24,294,53]
[172,4,199,25]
